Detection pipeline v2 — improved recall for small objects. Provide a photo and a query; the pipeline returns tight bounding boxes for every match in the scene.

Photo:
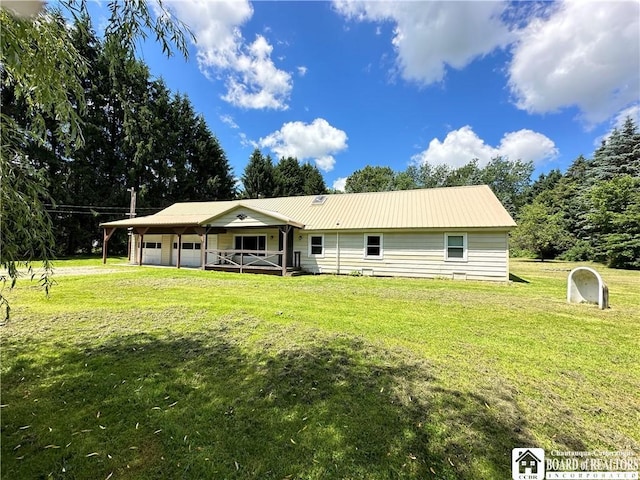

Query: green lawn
[1,259,639,479]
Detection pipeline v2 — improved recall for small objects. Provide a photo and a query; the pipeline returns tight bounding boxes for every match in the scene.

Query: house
[100,185,517,281]
[515,449,542,475]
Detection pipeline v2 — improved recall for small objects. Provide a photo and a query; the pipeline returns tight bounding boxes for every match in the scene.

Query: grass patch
[1,259,639,479]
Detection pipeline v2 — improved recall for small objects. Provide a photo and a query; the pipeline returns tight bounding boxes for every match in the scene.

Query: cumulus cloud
[259,118,348,172]
[334,1,639,127]
[332,0,512,85]
[165,0,292,110]
[297,66,308,77]
[332,177,347,192]
[508,1,640,125]
[412,126,557,168]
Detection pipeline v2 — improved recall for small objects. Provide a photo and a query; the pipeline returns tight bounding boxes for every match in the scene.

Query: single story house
[100,185,517,281]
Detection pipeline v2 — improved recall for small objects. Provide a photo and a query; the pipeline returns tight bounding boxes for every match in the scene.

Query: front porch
[101,202,306,276]
[203,249,301,276]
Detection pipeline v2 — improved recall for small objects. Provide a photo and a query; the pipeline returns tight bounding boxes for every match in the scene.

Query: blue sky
[89,1,639,190]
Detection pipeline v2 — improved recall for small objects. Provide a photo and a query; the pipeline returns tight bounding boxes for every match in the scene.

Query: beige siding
[209,209,284,228]
[297,230,509,281]
[160,235,172,264]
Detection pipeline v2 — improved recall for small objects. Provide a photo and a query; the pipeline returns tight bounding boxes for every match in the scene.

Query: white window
[364,234,383,259]
[309,235,324,256]
[445,233,467,261]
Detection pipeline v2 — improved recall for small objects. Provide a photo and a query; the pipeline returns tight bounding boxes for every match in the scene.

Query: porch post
[138,233,144,266]
[102,227,116,264]
[177,234,182,269]
[134,227,149,266]
[281,225,291,276]
[195,227,207,270]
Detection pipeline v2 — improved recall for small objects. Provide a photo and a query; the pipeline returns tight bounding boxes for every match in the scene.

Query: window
[309,235,324,256]
[143,242,161,249]
[364,234,383,258]
[173,242,201,250]
[234,235,266,252]
[445,233,467,261]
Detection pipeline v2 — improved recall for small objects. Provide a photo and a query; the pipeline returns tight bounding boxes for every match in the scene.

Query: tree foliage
[511,201,571,261]
[241,151,327,198]
[0,1,197,318]
[345,166,396,193]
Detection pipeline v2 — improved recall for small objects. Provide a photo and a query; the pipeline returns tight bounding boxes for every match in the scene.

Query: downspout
[335,219,341,275]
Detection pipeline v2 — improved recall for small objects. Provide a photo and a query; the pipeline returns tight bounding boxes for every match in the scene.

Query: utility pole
[127,188,136,262]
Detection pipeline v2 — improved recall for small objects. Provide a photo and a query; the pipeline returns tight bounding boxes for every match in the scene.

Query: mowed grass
[1,259,639,479]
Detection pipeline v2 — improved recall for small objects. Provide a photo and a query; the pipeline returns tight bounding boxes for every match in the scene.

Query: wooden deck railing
[205,249,282,272]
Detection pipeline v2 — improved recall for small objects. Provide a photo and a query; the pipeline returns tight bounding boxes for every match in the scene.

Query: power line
[43,203,159,211]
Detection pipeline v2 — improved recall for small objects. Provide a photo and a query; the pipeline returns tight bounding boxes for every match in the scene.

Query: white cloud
[259,118,348,172]
[297,66,308,77]
[612,104,640,130]
[595,103,640,146]
[165,0,292,110]
[332,177,347,192]
[220,114,239,129]
[412,126,557,168]
[333,1,512,85]
[508,1,640,125]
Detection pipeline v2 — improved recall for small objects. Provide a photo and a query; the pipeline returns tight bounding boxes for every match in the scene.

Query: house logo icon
[512,448,545,480]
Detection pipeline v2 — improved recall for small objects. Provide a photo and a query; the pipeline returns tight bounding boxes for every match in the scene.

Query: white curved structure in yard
[567,267,609,310]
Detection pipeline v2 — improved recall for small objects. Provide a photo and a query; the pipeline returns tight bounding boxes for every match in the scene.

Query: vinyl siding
[209,209,286,228]
[296,230,509,281]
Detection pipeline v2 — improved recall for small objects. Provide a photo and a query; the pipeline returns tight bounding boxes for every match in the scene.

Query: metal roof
[101,185,517,230]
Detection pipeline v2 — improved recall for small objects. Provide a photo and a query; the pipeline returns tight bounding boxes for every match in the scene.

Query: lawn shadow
[3,321,538,479]
[509,273,530,283]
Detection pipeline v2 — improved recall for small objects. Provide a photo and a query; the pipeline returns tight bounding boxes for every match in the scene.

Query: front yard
[1,259,638,479]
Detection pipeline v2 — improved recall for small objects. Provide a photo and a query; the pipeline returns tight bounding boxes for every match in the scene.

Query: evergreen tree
[300,163,328,195]
[241,149,276,198]
[587,175,640,268]
[274,156,304,197]
[590,117,640,182]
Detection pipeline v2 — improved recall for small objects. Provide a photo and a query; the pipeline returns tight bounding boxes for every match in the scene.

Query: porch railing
[204,249,301,272]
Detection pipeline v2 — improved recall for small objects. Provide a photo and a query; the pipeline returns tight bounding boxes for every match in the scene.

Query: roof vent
[311,195,327,205]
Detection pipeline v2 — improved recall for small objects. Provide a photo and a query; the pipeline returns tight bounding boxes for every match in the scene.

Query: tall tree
[587,175,640,268]
[241,149,276,198]
[478,157,533,216]
[345,166,396,193]
[591,117,640,183]
[300,163,328,195]
[511,201,572,261]
[405,163,451,189]
[1,0,191,319]
[274,156,304,197]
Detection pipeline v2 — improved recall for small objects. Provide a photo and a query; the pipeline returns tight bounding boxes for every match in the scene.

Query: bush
[559,240,594,262]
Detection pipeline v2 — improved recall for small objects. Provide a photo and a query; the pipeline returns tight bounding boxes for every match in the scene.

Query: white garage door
[172,235,202,267]
[142,235,163,265]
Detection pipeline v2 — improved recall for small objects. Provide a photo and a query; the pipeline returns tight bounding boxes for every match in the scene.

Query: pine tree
[300,163,328,195]
[274,156,304,197]
[591,117,640,182]
[241,149,276,198]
